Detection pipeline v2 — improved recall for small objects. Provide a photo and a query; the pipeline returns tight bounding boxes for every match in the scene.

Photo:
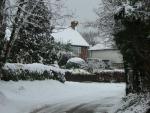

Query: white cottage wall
[89,50,123,63]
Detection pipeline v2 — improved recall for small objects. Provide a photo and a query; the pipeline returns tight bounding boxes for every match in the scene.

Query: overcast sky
[64,0,102,30]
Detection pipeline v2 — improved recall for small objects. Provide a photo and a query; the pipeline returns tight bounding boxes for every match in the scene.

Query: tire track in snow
[30,97,116,113]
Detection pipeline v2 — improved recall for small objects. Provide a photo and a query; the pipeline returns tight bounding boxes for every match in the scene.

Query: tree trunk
[0,0,6,78]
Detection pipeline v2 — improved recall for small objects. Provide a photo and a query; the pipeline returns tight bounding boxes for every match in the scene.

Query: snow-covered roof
[89,43,114,51]
[51,27,89,47]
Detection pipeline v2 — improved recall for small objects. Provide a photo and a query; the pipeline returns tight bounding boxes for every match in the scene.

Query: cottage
[51,21,89,60]
[88,43,124,69]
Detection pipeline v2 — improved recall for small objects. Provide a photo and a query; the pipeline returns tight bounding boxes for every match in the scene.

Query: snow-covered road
[0,80,125,113]
[31,96,122,113]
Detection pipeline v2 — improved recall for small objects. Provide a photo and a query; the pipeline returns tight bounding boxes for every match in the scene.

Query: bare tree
[81,31,99,46]
[0,0,71,76]
[82,0,122,47]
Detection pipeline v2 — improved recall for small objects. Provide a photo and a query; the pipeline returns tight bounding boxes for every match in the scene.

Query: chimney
[71,21,78,30]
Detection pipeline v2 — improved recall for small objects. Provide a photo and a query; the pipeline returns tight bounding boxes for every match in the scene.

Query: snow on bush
[115,3,135,17]
[2,63,67,82]
[87,58,105,72]
[66,57,88,70]
[67,57,85,64]
[70,69,90,75]
[111,93,150,113]
[115,2,149,22]
[94,69,125,73]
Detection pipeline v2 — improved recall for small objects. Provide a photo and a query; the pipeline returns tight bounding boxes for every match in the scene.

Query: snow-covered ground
[0,80,125,113]
[112,93,150,113]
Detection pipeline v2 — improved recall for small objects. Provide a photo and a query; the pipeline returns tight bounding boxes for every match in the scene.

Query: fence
[65,71,125,83]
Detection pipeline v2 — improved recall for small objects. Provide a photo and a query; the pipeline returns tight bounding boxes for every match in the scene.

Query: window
[71,46,81,57]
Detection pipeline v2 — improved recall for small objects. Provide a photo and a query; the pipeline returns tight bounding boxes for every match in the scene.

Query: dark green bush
[1,65,66,83]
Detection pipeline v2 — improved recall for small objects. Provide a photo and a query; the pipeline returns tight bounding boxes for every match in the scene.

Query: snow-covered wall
[89,49,123,63]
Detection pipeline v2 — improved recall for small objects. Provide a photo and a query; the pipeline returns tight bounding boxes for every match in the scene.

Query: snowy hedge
[65,69,125,82]
[1,63,66,83]
[94,69,125,74]
[66,57,89,70]
[112,93,150,113]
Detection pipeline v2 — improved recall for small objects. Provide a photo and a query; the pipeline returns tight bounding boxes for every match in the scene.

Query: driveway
[31,92,123,113]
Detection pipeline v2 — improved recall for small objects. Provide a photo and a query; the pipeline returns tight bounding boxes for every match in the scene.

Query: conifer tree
[114,0,150,93]
[0,0,7,77]
[9,0,59,64]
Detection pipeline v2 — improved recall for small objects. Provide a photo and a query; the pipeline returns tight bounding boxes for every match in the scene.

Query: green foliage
[114,0,150,93]
[58,53,72,67]
[56,42,72,67]
[66,62,80,69]
[66,59,89,70]
[8,0,59,64]
[2,68,65,83]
